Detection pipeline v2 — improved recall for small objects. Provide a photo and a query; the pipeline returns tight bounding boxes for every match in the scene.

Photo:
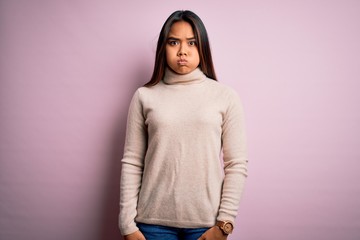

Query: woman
[119,10,248,240]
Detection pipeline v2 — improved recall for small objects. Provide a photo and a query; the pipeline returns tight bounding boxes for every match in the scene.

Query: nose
[177,44,188,56]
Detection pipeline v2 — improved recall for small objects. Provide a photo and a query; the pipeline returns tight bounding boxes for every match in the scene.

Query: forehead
[168,21,195,38]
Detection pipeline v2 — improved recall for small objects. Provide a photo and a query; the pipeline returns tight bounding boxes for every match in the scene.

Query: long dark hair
[144,10,217,87]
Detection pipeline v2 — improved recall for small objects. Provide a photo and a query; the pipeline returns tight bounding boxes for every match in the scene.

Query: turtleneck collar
[163,67,206,85]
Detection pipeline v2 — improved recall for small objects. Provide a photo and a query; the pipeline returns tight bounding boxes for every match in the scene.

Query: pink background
[1,0,359,239]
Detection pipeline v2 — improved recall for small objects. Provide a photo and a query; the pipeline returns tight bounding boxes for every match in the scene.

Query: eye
[168,40,179,46]
[188,40,197,46]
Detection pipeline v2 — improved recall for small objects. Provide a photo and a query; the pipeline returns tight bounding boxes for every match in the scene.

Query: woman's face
[165,21,200,75]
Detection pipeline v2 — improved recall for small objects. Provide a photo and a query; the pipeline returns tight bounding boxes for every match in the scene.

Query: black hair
[144,10,217,87]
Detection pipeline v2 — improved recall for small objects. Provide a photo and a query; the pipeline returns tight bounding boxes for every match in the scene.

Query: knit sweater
[119,68,248,235]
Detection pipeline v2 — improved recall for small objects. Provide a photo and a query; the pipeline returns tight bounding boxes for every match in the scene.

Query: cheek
[165,49,170,64]
[165,48,174,61]
[194,50,200,64]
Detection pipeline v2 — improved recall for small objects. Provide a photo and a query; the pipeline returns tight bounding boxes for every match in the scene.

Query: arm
[119,90,147,236]
[200,89,248,240]
[218,89,248,223]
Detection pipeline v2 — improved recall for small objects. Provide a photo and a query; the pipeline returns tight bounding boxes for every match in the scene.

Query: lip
[177,58,188,65]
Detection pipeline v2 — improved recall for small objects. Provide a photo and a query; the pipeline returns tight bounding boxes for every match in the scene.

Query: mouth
[177,58,188,65]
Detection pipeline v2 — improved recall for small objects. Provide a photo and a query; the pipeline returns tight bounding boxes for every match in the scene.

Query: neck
[163,68,206,85]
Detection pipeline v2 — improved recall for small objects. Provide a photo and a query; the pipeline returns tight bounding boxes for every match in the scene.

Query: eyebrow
[167,36,196,41]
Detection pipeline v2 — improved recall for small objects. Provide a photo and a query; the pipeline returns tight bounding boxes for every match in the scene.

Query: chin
[178,68,196,75]
[177,70,190,74]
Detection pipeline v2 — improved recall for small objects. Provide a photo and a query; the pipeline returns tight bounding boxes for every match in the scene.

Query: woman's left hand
[197,226,228,240]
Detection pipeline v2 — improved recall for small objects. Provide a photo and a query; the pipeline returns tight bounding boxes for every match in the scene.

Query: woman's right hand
[123,230,146,240]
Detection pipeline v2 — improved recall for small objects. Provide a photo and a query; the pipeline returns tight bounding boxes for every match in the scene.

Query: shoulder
[130,83,164,104]
[136,82,164,94]
[132,85,157,97]
[204,78,242,101]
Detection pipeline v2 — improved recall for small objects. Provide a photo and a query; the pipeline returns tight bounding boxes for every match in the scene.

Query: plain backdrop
[1,0,360,240]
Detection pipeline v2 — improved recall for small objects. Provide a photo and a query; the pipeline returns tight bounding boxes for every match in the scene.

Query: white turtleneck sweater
[119,68,248,235]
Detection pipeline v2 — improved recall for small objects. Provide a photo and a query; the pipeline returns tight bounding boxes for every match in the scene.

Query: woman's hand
[123,230,146,240]
[197,226,227,240]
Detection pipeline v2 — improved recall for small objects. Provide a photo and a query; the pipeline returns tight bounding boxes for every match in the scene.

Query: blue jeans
[137,222,210,240]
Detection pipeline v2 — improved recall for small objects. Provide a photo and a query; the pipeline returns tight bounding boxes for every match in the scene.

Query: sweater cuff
[217,212,236,224]
[120,221,139,236]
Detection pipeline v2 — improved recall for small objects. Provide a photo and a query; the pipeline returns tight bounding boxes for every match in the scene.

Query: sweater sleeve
[119,89,147,235]
[217,89,248,223]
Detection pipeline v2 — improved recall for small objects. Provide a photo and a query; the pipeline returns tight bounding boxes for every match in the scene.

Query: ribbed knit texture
[119,68,248,235]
